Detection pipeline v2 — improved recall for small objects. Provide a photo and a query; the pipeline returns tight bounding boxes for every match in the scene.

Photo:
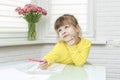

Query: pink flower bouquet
[15,4,47,40]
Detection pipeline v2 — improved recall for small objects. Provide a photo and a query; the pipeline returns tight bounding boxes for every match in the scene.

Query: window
[0,0,31,42]
[42,0,95,42]
[1,0,103,45]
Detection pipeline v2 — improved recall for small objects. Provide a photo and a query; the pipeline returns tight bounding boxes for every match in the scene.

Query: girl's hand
[67,35,80,46]
[39,60,48,70]
[67,36,75,46]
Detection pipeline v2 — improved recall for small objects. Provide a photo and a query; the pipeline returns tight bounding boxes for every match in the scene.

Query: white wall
[0,0,120,80]
[91,0,120,80]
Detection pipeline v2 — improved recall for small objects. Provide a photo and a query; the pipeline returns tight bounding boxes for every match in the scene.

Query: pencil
[28,58,44,62]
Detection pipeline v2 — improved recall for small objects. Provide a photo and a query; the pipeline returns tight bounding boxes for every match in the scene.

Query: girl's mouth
[63,34,69,38]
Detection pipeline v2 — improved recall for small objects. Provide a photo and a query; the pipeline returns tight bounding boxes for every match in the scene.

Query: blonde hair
[54,14,82,36]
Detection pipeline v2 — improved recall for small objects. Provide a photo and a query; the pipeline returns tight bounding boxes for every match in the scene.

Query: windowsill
[0,40,43,47]
[0,39,106,47]
[91,40,106,45]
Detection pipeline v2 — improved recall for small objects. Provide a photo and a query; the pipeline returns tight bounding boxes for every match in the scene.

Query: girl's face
[57,24,79,42]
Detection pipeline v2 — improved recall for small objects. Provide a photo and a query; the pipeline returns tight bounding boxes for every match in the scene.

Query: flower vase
[28,22,36,40]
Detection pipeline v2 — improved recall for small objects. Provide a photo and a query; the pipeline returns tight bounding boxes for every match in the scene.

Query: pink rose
[42,9,47,15]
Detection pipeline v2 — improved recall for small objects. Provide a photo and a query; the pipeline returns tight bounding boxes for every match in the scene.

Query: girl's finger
[39,63,48,70]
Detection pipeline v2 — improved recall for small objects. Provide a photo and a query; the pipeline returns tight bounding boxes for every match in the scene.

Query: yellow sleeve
[43,42,60,66]
[67,40,91,66]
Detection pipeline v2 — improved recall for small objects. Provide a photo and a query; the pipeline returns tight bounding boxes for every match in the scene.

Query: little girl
[39,14,91,69]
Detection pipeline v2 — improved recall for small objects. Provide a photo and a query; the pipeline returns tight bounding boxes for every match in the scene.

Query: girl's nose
[61,30,66,35]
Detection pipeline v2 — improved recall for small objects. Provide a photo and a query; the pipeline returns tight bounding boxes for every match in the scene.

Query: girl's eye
[65,26,69,29]
[58,29,61,32]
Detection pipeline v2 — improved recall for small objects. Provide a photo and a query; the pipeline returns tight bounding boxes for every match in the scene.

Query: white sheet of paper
[0,68,50,80]
[27,63,66,74]
[27,74,51,80]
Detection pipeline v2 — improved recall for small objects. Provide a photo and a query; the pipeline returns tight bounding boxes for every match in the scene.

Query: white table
[0,61,105,80]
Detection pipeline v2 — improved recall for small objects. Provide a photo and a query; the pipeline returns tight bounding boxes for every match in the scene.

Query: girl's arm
[67,39,91,66]
[43,42,61,66]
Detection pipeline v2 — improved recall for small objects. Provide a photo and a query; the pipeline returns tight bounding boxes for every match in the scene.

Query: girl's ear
[76,25,80,33]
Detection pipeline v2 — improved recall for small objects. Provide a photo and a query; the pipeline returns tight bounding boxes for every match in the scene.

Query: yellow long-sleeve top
[44,37,91,66]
